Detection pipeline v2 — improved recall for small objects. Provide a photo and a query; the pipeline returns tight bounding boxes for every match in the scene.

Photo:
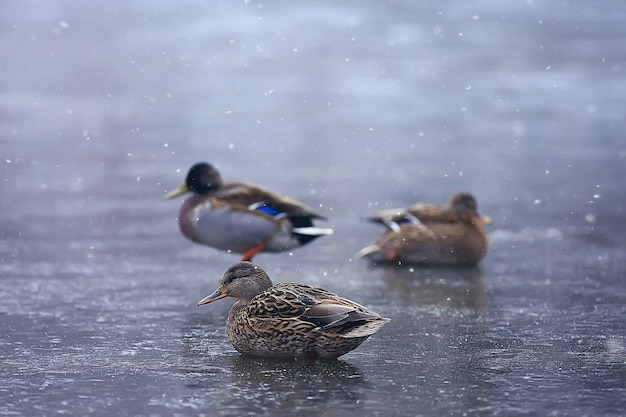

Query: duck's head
[198,262,274,306]
[164,162,223,199]
[450,193,492,225]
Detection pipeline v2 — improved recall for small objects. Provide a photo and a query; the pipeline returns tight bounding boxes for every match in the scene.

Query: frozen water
[1,1,625,416]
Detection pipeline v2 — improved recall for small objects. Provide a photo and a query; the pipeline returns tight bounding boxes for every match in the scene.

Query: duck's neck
[226,300,247,330]
[178,195,204,241]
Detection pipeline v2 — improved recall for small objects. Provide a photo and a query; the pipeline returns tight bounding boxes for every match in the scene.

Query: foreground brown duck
[197,262,390,359]
[165,162,333,261]
[357,192,492,265]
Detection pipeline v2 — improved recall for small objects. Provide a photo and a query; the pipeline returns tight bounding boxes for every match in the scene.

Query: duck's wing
[303,298,382,329]
[215,182,327,220]
[363,208,420,232]
[247,283,387,337]
[406,204,461,225]
[303,293,390,338]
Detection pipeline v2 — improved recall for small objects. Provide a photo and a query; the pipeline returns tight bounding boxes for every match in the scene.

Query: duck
[357,192,492,265]
[197,261,390,359]
[164,162,333,261]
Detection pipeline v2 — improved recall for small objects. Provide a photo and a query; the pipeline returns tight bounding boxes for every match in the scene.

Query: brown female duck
[357,192,492,265]
[165,162,333,261]
[197,262,390,359]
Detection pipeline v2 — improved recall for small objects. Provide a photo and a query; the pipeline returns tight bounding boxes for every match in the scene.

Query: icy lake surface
[1,1,625,416]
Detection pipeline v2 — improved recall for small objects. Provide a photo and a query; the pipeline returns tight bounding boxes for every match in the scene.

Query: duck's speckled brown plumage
[165,162,333,261]
[198,262,390,359]
[357,193,491,265]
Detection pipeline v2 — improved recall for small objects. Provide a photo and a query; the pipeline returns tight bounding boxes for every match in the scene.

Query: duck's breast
[179,197,278,252]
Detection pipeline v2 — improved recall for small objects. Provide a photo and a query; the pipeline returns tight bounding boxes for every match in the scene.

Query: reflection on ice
[373,265,488,313]
[490,227,563,244]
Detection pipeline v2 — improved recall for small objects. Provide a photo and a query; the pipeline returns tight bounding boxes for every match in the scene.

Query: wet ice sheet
[1,0,626,416]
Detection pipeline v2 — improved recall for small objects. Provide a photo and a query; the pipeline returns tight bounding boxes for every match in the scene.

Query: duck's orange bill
[479,215,493,225]
[197,288,228,306]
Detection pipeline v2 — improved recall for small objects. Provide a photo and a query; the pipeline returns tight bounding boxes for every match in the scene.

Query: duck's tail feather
[355,244,381,259]
[293,226,334,236]
[341,317,391,338]
[292,226,334,245]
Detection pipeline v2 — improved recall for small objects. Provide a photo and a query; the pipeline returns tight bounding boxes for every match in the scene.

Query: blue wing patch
[395,218,414,226]
[250,203,283,217]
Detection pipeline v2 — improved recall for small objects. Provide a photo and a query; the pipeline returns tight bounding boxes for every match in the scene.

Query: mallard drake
[165,162,333,261]
[197,262,390,359]
[357,192,492,265]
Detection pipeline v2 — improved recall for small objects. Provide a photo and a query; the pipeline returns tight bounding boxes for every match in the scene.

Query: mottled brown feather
[359,193,491,265]
[198,262,390,359]
[215,182,327,219]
